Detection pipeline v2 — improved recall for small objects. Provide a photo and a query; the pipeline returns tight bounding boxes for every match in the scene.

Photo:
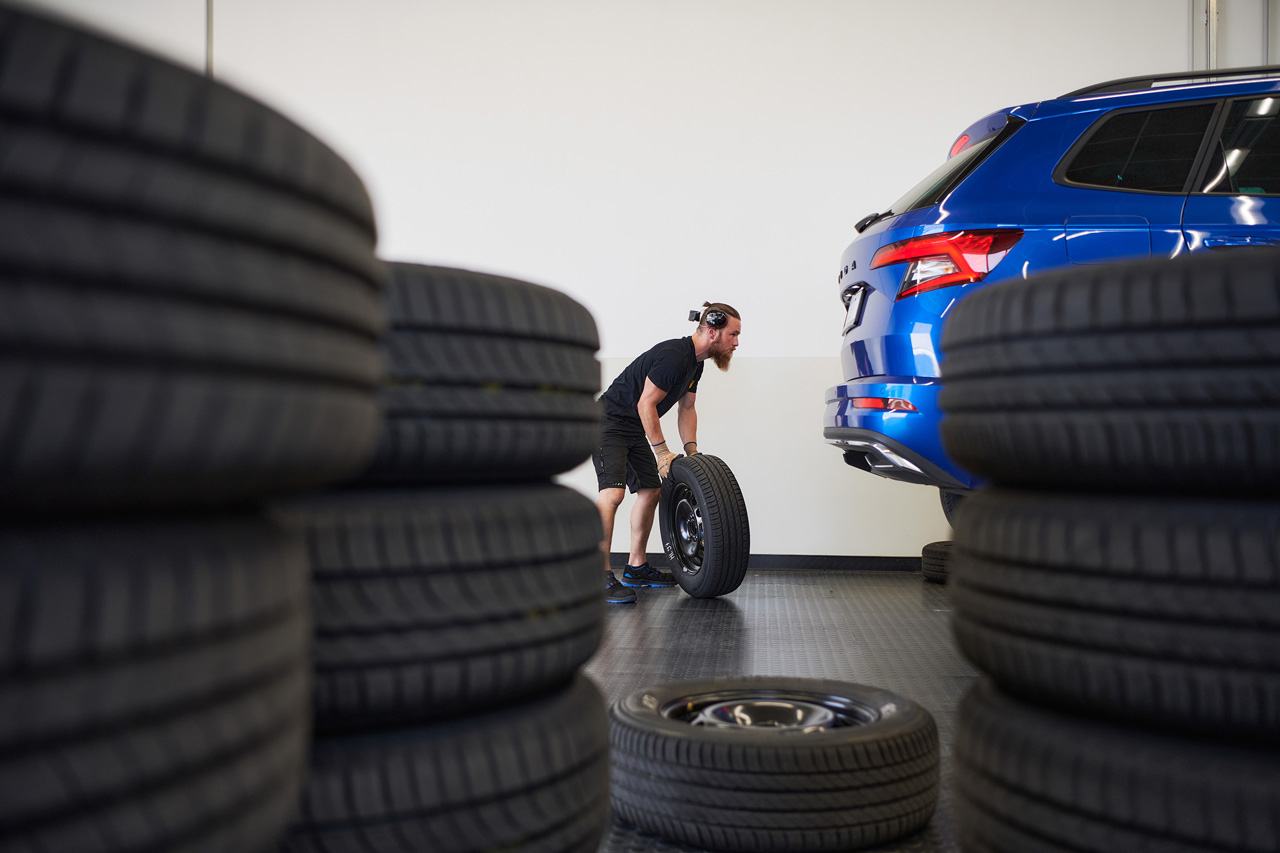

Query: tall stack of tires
[0,6,385,851]
[277,263,612,853]
[938,250,1280,852]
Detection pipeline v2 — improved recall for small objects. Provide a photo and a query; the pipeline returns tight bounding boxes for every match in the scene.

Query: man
[594,302,741,603]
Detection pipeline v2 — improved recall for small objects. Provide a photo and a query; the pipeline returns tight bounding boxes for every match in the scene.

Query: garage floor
[585,568,973,853]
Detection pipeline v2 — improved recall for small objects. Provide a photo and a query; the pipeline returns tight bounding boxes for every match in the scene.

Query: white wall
[27,0,1198,555]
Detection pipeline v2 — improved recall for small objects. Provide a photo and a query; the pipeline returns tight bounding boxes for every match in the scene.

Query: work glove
[683,441,698,455]
[653,442,678,479]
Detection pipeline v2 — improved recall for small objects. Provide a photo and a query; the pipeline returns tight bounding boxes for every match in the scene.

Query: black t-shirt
[600,337,703,425]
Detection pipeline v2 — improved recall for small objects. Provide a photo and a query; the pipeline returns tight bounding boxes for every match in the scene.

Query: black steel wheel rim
[670,483,704,576]
[659,689,882,733]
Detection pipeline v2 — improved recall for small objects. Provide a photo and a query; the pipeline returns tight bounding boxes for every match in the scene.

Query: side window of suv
[1059,103,1217,193]
[1199,97,1280,194]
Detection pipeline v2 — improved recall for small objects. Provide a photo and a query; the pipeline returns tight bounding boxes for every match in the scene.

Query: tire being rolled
[609,676,939,852]
[658,454,750,598]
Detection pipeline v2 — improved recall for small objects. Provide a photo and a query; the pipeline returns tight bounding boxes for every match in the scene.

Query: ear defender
[693,308,728,328]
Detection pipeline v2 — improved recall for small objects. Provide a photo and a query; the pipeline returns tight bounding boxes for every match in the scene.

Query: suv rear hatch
[837,110,1026,379]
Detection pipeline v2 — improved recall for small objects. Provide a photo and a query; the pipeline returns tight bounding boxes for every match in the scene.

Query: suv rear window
[1200,97,1280,194]
[887,116,1024,215]
[1060,103,1216,193]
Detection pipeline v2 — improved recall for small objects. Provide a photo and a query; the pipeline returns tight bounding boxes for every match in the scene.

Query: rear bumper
[822,379,978,491]
[823,426,971,491]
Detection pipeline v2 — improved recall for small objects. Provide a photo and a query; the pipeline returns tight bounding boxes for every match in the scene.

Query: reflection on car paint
[824,67,1280,494]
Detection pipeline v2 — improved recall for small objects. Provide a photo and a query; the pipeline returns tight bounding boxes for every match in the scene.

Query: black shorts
[592,417,661,493]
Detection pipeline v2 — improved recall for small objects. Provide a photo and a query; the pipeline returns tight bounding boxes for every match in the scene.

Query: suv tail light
[870,229,1023,300]
[850,397,918,411]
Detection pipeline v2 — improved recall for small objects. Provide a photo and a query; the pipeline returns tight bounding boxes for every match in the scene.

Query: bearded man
[593,302,742,603]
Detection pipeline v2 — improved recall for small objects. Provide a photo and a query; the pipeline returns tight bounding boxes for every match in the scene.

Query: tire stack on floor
[921,540,951,584]
[277,263,612,853]
[609,677,940,852]
[0,6,385,851]
[938,251,1280,852]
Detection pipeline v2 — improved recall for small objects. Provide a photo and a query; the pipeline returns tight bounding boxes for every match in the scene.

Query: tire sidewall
[660,455,747,598]
[662,458,716,596]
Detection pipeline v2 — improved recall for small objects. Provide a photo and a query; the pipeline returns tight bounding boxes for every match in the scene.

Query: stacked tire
[277,263,612,853]
[939,250,1280,852]
[0,6,385,851]
[921,540,951,584]
[608,677,941,852]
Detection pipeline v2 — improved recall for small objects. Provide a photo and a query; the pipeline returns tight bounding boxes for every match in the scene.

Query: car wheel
[355,263,602,484]
[951,486,1280,739]
[285,673,610,853]
[0,5,384,513]
[276,484,604,732]
[609,676,939,852]
[658,454,750,598]
[922,540,951,584]
[939,488,966,525]
[0,515,311,852]
[957,678,1280,852]
[940,250,1280,494]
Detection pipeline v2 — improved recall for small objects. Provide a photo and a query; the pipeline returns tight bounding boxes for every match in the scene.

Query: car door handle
[1203,236,1280,250]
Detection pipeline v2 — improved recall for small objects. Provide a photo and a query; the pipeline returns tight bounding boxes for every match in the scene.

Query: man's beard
[711,348,734,371]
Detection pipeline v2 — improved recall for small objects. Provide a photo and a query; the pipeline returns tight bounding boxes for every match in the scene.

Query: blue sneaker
[606,571,636,603]
[621,563,677,588]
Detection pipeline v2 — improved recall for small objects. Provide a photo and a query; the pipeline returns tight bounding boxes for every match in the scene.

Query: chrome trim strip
[825,438,925,475]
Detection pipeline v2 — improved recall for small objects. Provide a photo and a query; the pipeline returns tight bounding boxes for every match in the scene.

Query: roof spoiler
[1062,64,1280,98]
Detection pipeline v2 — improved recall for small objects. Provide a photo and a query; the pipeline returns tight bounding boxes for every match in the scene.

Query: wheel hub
[691,699,837,732]
[672,486,704,574]
[661,689,880,733]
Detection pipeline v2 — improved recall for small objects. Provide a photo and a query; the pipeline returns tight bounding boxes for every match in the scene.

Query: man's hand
[683,441,698,455]
[653,442,678,479]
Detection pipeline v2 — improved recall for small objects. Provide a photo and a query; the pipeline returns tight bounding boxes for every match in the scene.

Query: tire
[284,673,610,853]
[609,676,939,852]
[956,678,1280,853]
[0,515,311,852]
[657,454,750,598]
[939,250,1280,494]
[0,5,384,512]
[921,540,951,584]
[939,488,966,526]
[276,484,604,731]
[951,487,1280,739]
[357,263,601,484]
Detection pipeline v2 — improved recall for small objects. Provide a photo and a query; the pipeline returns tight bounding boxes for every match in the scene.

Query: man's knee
[598,488,626,511]
[634,487,660,508]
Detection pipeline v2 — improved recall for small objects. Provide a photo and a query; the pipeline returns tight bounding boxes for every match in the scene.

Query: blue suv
[823,66,1280,520]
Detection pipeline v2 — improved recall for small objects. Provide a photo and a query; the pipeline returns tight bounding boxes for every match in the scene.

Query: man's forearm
[638,402,665,447]
[677,406,697,449]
